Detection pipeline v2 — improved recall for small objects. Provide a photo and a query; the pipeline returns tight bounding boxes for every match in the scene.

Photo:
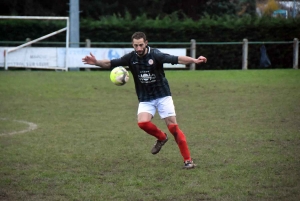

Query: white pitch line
[0,118,38,136]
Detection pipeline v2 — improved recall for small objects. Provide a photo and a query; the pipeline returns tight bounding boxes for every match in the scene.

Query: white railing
[0,36,298,70]
[83,38,299,70]
[189,38,299,70]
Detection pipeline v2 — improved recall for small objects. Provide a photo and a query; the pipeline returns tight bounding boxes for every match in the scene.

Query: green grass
[0,69,299,201]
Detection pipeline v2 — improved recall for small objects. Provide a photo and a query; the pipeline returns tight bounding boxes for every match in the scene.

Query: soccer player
[82,32,207,169]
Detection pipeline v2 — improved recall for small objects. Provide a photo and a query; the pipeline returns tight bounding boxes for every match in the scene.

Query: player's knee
[138,121,149,130]
[167,124,178,134]
[167,124,187,144]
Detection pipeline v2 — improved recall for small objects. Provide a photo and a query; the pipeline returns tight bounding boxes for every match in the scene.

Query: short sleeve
[110,52,133,68]
[152,49,178,65]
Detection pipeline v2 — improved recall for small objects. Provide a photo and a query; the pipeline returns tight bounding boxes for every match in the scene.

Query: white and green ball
[110,67,129,86]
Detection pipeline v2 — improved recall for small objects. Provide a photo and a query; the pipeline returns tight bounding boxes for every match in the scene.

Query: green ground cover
[0,70,299,200]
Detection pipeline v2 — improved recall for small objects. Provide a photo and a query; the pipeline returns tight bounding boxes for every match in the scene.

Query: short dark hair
[131,32,147,42]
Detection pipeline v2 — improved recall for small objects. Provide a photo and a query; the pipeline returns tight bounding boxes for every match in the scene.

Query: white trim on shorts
[137,96,176,119]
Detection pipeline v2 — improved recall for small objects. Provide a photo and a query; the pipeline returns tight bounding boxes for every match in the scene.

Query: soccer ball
[110,67,129,86]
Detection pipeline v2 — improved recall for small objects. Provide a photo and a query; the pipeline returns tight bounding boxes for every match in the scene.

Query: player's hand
[197,56,207,63]
[82,53,97,65]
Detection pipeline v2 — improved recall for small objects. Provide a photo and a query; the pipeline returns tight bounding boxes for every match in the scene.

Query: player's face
[132,38,148,56]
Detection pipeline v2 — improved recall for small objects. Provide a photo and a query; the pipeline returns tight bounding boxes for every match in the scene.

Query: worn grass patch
[0,70,299,201]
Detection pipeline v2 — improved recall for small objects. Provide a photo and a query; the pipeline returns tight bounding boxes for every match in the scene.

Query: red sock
[168,124,191,161]
[138,121,166,141]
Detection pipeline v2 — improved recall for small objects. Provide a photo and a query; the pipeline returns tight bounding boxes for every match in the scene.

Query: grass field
[0,69,299,201]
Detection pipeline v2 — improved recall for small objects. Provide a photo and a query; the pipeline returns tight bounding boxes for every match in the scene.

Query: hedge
[0,15,299,69]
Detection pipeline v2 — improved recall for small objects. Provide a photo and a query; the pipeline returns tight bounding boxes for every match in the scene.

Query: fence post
[242,39,248,70]
[4,49,8,70]
[84,39,92,71]
[293,38,299,69]
[190,39,196,70]
[85,39,91,47]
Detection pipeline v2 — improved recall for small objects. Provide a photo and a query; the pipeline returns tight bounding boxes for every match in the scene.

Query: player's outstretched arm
[82,53,111,68]
[178,55,207,65]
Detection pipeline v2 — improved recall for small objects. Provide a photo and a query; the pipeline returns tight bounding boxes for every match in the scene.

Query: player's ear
[145,40,148,46]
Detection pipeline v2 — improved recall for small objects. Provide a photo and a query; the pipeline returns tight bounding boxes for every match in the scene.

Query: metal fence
[83,38,299,70]
[0,38,298,70]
